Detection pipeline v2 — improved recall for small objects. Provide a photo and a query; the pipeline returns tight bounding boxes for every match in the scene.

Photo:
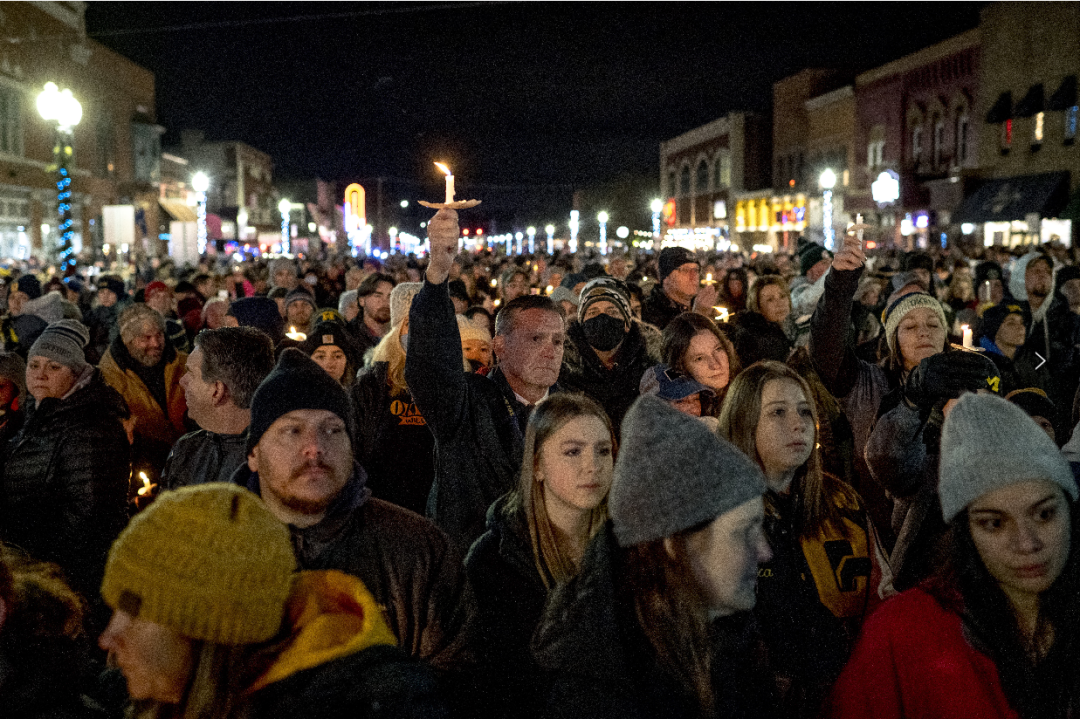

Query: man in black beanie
[233,347,478,684]
[641,246,718,330]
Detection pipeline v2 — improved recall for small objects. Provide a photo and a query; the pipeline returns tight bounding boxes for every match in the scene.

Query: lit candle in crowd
[961,324,973,349]
[435,162,455,204]
[286,326,307,341]
[713,306,729,323]
[855,213,865,243]
[490,278,498,288]
[493,299,501,307]
[704,272,716,285]
[545,285,553,295]
[137,471,155,497]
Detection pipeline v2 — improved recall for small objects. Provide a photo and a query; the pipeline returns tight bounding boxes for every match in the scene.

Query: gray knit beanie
[27,319,90,372]
[390,282,423,329]
[609,395,766,546]
[939,392,1077,523]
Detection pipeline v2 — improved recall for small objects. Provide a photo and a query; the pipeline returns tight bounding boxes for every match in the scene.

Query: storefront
[953,171,1073,247]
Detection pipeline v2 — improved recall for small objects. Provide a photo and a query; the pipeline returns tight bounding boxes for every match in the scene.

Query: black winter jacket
[0,368,130,599]
[730,310,793,367]
[533,525,777,719]
[641,284,690,331]
[559,320,661,430]
[160,428,248,489]
[464,495,548,719]
[405,278,558,551]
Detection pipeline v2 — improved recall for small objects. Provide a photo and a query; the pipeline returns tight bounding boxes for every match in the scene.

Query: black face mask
[582,313,627,352]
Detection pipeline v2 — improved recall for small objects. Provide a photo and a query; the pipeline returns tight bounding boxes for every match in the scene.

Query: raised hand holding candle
[434,162,455,204]
[961,324,973,349]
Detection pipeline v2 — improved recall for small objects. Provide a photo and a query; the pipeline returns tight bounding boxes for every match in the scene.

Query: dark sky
[85,2,985,230]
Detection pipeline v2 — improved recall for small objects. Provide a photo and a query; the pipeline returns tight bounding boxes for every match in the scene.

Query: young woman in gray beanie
[532,395,776,719]
[830,392,1080,719]
[465,393,615,718]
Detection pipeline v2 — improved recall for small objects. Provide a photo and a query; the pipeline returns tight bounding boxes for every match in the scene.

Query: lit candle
[704,272,715,285]
[855,213,864,243]
[961,324,973,349]
[490,278,498,288]
[286,326,307,342]
[136,471,156,497]
[434,162,454,204]
[713,306,729,323]
[545,285,553,295]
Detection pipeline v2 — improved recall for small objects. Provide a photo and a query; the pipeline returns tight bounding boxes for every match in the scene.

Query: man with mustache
[233,347,478,689]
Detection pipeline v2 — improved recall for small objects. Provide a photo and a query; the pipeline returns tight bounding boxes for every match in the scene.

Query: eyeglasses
[672,265,700,276]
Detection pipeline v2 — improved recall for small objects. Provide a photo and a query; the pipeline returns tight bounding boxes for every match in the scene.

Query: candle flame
[545,285,553,295]
[434,162,451,176]
[137,471,155,497]
[490,279,498,287]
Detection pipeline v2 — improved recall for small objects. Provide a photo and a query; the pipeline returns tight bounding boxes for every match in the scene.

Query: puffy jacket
[0,367,130,599]
[161,428,248,489]
[559,320,661,429]
[99,337,187,448]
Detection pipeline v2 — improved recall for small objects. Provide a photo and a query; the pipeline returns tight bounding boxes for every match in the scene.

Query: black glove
[905,350,1001,413]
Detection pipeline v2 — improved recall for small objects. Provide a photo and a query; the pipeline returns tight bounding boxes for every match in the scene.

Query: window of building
[667,171,677,198]
[1033,111,1045,148]
[96,109,116,179]
[695,160,709,194]
[956,113,969,164]
[0,85,22,156]
[679,166,690,196]
[933,117,944,168]
[1066,106,1078,144]
[1001,119,1013,153]
[719,152,732,188]
[912,125,923,163]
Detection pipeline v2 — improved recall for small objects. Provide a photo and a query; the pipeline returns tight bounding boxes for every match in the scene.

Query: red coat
[828,587,1019,719]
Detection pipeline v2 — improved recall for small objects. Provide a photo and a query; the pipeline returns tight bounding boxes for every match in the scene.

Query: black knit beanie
[246,348,354,453]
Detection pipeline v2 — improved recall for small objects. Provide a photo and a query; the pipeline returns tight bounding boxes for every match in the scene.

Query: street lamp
[37,82,82,272]
[278,198,292,254]
[569,210,580,253]
[515,231,524,255]
[597,211,609,255]
[527,226,536,254]
[819,168,837,250]
[191,171,210,256]
[545,224,555,254]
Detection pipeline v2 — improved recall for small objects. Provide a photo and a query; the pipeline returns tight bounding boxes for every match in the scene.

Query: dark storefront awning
[1016,84,1045,117]
[1049,75,1078,111]
[953,172,1071,223]
[158,198,197,222]
[986,91,1013,123]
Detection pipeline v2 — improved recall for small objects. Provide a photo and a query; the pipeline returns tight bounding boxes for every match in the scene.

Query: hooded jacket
[0,366,130,599]
[99,334,188,446]
[559,319,662,429]
[246,570,447,719]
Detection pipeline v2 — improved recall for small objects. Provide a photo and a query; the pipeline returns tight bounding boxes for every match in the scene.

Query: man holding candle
[641,247,719,330]
[407,208,566,551]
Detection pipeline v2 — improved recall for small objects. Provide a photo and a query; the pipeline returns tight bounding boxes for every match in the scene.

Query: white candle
[445,173,455,204]
[286,326,307,342]
[962,324,973,349]
[855,213,864,243]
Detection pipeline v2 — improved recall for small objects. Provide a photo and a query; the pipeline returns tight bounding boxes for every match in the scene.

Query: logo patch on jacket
[390,399,426,426]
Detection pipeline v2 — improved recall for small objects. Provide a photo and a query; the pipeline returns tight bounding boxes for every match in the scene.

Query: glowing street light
[527,226,536,254]
[278,198,292,253]
[569,210,580,253]
[819,169,837,250]
[37,82,82,271]
[515,231,524,255]
[545,224,555,254]
[597,211,609,255]
[191,172,210,256]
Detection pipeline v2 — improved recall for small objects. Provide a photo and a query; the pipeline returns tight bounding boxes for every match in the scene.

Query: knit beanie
[27,319,89,372]
[101,484,296,644]
[799,243,831,276]
[609,395,766,546]
[338,290,358,315]
[0,351,26,399]
[315,308,344,325]
[881,292,948,352]
[284,288,317,312]
[144,281,169,298]
[227,297,285,342]
[939,393,1077,523]
[1005,388,1057,424]
[974,261,1004,289]
[457,314,491,344]
[578,276,632,324]
[390,282,423,329]
[658,247,698,283]
[13,274,41,300]
[299,320,361,368]
[96,275,126,299]
[247,348,354,452]
[976,302,1030,343]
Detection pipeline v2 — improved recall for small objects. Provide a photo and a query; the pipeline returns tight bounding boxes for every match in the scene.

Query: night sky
[85,2,985,232]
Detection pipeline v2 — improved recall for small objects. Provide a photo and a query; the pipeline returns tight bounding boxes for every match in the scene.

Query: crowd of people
[1,205,1080,718]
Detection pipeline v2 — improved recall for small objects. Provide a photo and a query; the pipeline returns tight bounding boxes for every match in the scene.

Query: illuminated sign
[344,183,366,232]
[663,199,677,227]
[871,170,900,205]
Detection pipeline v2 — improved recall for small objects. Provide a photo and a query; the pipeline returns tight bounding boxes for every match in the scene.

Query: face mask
[399,333,408,352]
[582,314,626,352]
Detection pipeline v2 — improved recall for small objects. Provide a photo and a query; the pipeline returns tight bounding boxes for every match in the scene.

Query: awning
[952,172,1071,223]
[1016,84,1045,117]
[986,91,1013,123]
[158,198,197,222]
[1049,75,1077,111]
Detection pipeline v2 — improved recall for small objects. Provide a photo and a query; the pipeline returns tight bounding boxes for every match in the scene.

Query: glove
[905,350,1001,413]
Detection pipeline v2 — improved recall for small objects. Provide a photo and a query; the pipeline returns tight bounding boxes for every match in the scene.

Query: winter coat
[464,495,549,719]
[641,284,690,331]
[756,484,889,718]
[232,462,477,677]
[533,525,778,719]
[730,310,794,367]
[828,588,1021,719]
[405,278,560,551]
[809,265,897,545]
[160,428,248,490]
[559,320,661,429]
[0,367,130,599]
[98,336,188,447]
[246,570,448,719]
[351,361,436,516]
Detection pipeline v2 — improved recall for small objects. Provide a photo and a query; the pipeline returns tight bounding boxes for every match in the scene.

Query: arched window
[679,165,691,196]
[695,160,709,194]
[667,170,677,198]
[933,116,945,168]
[955,112,969,164]
[717,152,732,188]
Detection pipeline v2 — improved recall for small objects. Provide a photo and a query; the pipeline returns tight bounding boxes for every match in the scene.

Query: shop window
[955,113,969,164]
[1066,106,1078,144]
[911,125,923,163]
[695,160,709,194]
[1033,111,1045,149]
[0,85,22,157]
[1001,119,1013,154]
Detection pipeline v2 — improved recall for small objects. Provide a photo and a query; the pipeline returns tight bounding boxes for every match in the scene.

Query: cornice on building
[805,85,854,111]
[856,28,980,88]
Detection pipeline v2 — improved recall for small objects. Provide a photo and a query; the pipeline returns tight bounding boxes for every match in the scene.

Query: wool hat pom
[101,484,296,644]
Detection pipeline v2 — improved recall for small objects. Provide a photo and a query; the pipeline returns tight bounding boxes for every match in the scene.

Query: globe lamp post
[545,224,555,254]
[819,168,837,250]
[36,82,82,272]
[191,171,210,256]
[278,198,292,254]
[597,211,609,255]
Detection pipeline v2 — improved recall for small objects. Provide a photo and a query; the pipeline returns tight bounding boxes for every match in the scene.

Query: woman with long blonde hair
[718,360,889,718]
[465,393,615,717]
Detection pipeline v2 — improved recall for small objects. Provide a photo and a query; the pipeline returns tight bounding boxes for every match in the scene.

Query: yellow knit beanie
[101,483,296,644]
